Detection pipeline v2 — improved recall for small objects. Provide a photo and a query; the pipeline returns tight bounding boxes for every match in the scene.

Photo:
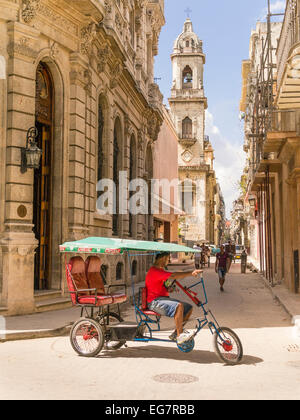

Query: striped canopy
[59,237,197,255]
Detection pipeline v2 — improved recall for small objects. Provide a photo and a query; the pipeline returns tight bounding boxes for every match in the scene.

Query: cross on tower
[184,7,192,18]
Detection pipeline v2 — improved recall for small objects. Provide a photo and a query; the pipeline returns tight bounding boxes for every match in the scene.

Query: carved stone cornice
[148,82,163,110]
[7,36,38,59]
[80,23,97,58]
[109,58,124,89]
[70,57,92,95]
[143,107,163,142]
[21,0,41,24]
[97,42,110,73]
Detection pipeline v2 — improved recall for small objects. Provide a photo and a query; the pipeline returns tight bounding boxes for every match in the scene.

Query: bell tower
[169,18,210,242]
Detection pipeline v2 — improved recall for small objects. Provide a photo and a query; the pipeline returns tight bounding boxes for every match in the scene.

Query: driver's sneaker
[169,330,177,342]
[177,330,194,345]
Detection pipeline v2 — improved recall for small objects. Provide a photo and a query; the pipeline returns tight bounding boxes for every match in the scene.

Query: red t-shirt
[145,266,172,303]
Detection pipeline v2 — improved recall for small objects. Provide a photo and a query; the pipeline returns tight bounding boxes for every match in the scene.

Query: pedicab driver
[145,252,203,345]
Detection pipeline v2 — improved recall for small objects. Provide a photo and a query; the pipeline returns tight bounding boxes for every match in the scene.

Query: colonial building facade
[169,18,217,244]
[240,3,300,295]
[0,0,165,315]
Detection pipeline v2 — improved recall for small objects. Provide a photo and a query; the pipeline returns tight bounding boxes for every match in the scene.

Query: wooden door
[34,63,53,290]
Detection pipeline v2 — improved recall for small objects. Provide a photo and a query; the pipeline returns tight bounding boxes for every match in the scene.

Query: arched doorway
[33,62,54,290]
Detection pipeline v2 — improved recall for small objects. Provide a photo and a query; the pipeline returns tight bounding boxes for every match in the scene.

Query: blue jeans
[218,268,227,279]
[148,297,193,318]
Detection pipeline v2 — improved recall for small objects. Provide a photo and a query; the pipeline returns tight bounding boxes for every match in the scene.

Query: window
[113,118,121,235]
[98,105,104,183]
[182,117,193,139]
[116,262,123,281]
[100,265,108,285]
[131,260,137,276]
[129,135,136,237]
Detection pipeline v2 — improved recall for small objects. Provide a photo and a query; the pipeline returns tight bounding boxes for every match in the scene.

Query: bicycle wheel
[98,312,126,350]
[213,327,243,365]
[70,318,104,357]
[177,338,195,353]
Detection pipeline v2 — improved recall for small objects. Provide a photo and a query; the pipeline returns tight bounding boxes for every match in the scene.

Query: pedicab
[59,237,243,365]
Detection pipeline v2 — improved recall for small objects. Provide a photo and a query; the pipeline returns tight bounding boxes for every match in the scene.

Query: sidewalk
[247,256,300,322]
[0,280,144,343]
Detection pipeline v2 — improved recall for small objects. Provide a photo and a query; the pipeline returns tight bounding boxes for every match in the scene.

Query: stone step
[34,290,63,302]
[0,307,8,315]
[35,297,72,313]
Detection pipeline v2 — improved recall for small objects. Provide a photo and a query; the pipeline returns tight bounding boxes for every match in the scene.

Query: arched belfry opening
[182,65,193,88]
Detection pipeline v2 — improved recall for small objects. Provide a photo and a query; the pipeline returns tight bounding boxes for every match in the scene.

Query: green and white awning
[59,237,197,255]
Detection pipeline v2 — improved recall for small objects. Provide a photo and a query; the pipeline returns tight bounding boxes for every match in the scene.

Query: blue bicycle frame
[127,251,223,344]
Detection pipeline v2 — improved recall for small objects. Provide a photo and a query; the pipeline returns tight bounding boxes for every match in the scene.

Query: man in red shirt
[215,245,231,292]
[145,252,202,344]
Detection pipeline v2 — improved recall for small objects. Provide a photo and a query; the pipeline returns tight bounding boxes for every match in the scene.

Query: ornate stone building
[0,0,165,315]
[169,18,216,243]
[240,3,300,294]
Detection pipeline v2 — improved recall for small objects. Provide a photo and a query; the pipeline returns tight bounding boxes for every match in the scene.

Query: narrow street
[0,261,299,401]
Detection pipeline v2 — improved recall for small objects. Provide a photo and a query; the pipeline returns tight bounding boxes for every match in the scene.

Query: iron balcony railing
[277,0,299,90]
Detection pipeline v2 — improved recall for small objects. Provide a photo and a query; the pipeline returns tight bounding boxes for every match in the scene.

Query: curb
[0,324,72,343]
[259,274,295,321]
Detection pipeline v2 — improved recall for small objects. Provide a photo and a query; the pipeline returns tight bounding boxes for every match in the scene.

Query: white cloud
[205,110,246,218]
[270,1,286,13]
[258,0,285,21]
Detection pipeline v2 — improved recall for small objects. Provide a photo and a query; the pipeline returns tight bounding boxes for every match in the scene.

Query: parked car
[210,245,220,256]
[234,245,244,260]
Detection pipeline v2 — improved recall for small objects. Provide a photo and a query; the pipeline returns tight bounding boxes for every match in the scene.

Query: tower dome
[173,18,203,54]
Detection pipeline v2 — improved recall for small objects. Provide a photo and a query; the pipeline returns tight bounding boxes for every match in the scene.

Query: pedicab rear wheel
[97,312,126,350]
[213,327,243,365]
[70,318,104,357]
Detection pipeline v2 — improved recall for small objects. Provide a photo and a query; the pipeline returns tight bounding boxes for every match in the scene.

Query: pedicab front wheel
[213,327,243,365]
[70,318,104,357]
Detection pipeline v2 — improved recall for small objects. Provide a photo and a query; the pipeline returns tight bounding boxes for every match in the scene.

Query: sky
[154,0,286,218]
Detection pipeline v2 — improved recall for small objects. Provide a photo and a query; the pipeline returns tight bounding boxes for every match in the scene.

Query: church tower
[169,18,213,242]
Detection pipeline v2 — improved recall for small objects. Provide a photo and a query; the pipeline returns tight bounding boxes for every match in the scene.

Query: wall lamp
[21,127,42,174]
[248,195,256,208]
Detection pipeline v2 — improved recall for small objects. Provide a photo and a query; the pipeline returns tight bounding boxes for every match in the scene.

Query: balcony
[178,135,197,147]
[63,0,105,21]
[276,0,300,109]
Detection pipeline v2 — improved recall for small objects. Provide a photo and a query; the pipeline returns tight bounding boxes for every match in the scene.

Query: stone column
[0,21,40,314]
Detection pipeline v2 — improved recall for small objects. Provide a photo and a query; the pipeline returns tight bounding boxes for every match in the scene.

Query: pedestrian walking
[215,245,231,292]
[193,244,201,269]
[225,240,236,268]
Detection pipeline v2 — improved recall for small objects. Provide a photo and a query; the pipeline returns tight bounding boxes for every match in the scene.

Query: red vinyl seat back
[141,287,148,311]
[66,260,77,305]
[85,256,105,295]
[69,256,90,296]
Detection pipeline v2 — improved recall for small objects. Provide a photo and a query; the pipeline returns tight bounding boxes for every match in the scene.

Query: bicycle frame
[126,246,223,344]
[175,278,222,337]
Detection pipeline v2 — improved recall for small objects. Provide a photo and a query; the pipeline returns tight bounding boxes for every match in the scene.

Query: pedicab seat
[66,256,127,307]
[86,256,127,304]
[139,287,161,318]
